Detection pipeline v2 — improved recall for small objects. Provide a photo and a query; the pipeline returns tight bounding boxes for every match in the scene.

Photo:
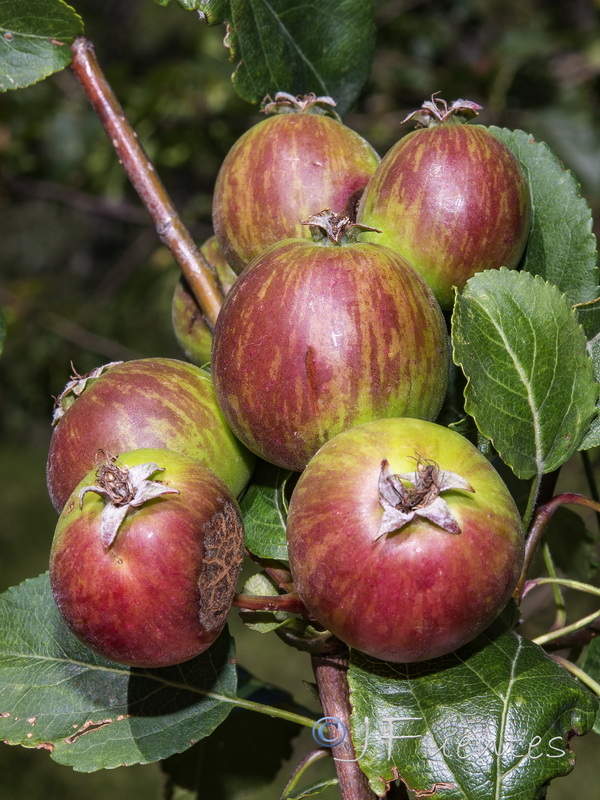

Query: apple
[286,417,524,663]
[171,235,238,367]
[356,97,531,308]
[49,448,245,668]
[46,358,255,512]
[211,213,450,472]
[212,92,380,273]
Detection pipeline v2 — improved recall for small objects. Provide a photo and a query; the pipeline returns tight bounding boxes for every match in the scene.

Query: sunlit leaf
[240,460,291,560]
[0,0,83,91]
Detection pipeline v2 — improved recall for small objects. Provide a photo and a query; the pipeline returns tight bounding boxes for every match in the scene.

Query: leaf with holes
[196,0,375,116]
[489,127,599,308]
[0,574,237,771]
[0,0,83,91]
[452,269,598,479]
[348,608,598,798]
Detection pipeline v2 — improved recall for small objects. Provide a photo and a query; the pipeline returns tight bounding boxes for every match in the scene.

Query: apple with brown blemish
[49,449,245,668]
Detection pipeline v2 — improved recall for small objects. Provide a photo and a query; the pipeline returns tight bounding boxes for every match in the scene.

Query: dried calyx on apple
[78,451,179,548]
[377,456,475,538]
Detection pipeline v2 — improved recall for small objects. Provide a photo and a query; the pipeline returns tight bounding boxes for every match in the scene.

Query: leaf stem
[513,493,600,601]
[549,654,600,698]
[280,748,333,799]
[541,542,567,629]
[522,576,600,599]
[533,607,600,647]
[69,36,223,328]
[232,592,306,613]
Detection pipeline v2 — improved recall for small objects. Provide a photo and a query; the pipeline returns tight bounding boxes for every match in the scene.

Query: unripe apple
[357,97,531,308]
[46,358,255,512]
[49,448,245,668]
[211,213,450,472]
[287,418,524,663]
[171,236,238,367]
[212,92,380,273]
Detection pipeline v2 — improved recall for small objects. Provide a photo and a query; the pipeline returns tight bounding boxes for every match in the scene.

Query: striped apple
[211,213,450,472]
[212,93,380,273]
[287,418,524,663]
[46,358,255,511]
[357,97,531,308]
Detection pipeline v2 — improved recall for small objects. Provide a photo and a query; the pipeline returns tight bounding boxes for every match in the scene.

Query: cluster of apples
[49,93,528,668]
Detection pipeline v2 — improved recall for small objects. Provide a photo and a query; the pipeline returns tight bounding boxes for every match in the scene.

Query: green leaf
[162,667,305,799]
[488,127,599,307]
[240,460,292,560]
[580,333,600,450]
[196,0,375,117]
[452,268,598,480]
[0,574,237,771]
[0,0,83,91]
[348,610,598,798]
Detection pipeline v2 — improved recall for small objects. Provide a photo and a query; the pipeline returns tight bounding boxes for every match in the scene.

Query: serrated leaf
[196,0,375,117]
[580,333,600,450]
[0,574,237,771]
[240,460,292,560]
[0,0,83,91]
[348,610,598,798]
[452,269,598,480]
[162,667,305,799]
[489,127,600,307]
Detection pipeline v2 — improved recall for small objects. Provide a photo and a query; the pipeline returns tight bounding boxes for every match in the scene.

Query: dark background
[1,0,599,797]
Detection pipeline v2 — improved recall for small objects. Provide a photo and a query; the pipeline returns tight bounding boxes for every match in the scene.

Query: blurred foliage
[1,0,600,798]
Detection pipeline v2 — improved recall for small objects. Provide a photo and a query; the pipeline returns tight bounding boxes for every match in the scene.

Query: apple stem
[513,492,600,602]
[245,551,296,593]
[311,647,378,800]
[232,591,306,614]
[69,36,224,329]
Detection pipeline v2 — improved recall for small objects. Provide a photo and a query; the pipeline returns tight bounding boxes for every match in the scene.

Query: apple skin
[49,449,244,668]
[356,124,531,309]
[171,236,238,367]
[46,358,255,512]
[211,239,449,472]
[212,113,380,273]
[286,418,524,663]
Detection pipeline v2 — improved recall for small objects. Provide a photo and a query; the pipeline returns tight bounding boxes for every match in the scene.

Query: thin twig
[69,36,223,328]
[232,591,306,614]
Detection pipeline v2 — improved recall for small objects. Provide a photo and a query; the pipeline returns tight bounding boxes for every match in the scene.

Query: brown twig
[312,646,377,800]
[69,36,223,328]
